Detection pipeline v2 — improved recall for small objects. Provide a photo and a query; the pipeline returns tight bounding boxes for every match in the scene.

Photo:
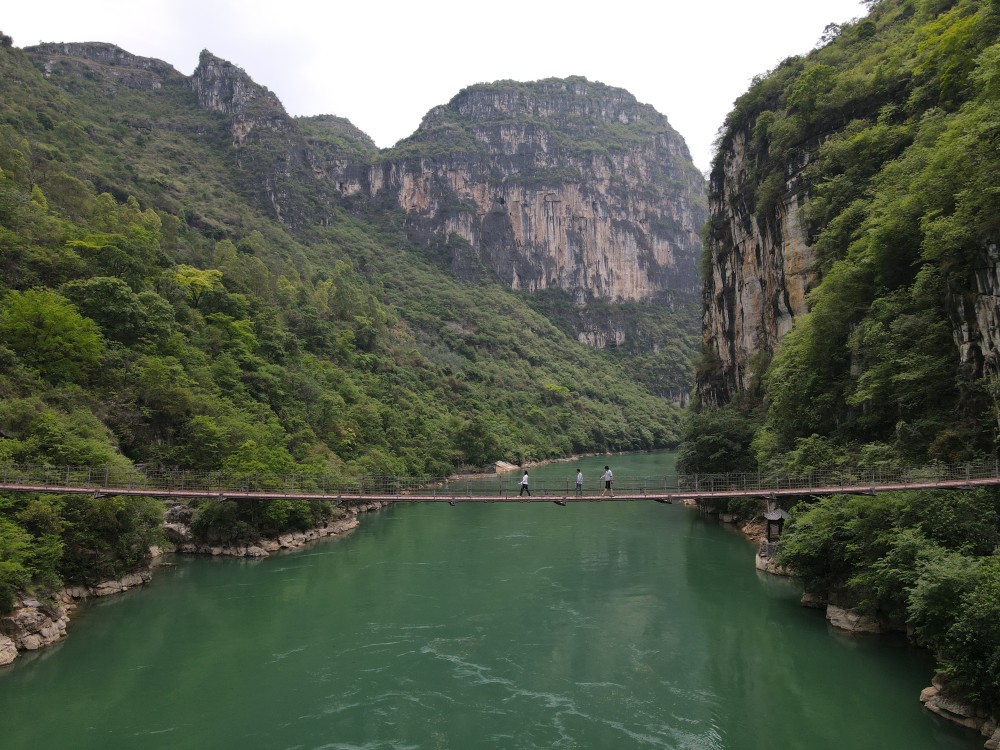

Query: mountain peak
[190,49,284,118]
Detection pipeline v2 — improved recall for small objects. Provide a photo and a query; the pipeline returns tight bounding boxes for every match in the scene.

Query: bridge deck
[2,475,998,503]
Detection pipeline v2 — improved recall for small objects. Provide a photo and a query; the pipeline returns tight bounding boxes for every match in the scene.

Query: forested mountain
[684,0,1000,718]
[0,38,702,603]
[692,0,1000,471]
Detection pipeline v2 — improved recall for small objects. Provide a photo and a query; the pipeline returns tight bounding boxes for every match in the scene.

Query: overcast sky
[3,1,868,173]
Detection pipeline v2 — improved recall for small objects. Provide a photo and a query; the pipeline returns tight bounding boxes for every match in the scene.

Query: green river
[0,452,981,749]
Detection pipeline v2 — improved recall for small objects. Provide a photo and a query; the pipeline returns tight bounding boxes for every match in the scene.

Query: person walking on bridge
[602,465,614,497]
[519,470,530,497]
[575,469,583,496]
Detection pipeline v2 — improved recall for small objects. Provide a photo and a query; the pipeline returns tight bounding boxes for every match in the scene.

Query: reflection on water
[0,451,980,749]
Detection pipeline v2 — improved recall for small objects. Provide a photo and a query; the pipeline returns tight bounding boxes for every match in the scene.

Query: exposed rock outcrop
[0,570,153,666]
[168,514,362,557]
[21,45,704,366]
[800,591,828,609]
[826,603,884,634]
[29,42,179,93]
[181,58,708,309]
[187,50,334,228]
[920,674,1000,746]
[0,634,17,666]
[0,597,70,660]
[951,240,1000,378]
[755,539,793,575]
[699,129,817,406]
[351,78,707,304]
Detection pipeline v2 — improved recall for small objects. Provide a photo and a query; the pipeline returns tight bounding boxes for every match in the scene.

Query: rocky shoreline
[0,500,388,668]
[737,510,1000,748]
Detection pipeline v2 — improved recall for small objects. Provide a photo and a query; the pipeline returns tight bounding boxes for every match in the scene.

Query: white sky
[3,0,868,173]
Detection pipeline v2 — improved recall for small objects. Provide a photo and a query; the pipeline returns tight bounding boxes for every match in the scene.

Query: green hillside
[0,39,697,602]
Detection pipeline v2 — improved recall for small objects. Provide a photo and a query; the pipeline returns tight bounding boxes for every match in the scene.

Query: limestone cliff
[339,78,707,303]
[188,50,337,228]
[29,42,179,93]
[26,44,334,228]
[699,129,817,406]
[697,0,1000,457]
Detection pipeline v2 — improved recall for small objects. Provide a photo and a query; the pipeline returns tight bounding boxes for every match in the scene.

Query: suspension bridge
[2,461,1000,505]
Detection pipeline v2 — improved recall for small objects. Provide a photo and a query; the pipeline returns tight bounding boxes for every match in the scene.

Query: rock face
[699,130,818,406]
[0,573,155,666]
[30,42,179,93]
[699,64,1000,412]
[187,50,336,228]
[700,119,1000,408]
[825,603,883,634]
[951,240,1000,378]
[920,674,999,743]
[755,539,793,575]
[0,634,17,666]
[170,515,361,557]
[347,78,706,303]
[0,597,70,660]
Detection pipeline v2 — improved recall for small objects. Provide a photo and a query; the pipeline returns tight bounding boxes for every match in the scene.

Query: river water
[0,452,980,749]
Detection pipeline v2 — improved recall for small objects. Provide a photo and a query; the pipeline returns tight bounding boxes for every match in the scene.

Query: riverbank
[735,505,1000,749]
[0,500,389,668]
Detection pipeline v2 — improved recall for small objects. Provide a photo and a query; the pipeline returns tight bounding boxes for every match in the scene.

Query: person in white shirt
[575,469,583,496]
[519,470,530,497]
[602,466,614,497]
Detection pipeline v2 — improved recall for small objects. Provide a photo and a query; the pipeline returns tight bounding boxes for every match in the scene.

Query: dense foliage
[0,43,695,607]
[778,489,1000,708]
[695,0,1000,470]
[685,0,1000,713]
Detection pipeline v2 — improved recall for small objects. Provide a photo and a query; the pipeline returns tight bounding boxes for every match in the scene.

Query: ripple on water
[267,646,308,663]
[130,727,177,736]
[313,742,420,750]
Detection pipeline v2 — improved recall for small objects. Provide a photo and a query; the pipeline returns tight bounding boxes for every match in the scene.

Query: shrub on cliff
[189,498,336,545]
[57,494,163,585]
[0,517,32,611]
[939,556,1000,709]
[777,486,1000,709]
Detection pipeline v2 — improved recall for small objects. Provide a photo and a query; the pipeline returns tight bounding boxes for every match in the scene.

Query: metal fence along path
[2,461,1000,504]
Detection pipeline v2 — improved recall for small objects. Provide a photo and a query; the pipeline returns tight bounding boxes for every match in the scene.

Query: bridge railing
[1,460,998,498]
[670,461,999,494]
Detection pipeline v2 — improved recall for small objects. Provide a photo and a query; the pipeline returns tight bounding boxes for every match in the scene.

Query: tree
[173,264,223,308]
[58,494,163,585]
[678,405,760,473]
[941,556,1000,708]
[455,415,503,467]
[0,288,102,382]
[0,518,32,612]
[60,276,145,344]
